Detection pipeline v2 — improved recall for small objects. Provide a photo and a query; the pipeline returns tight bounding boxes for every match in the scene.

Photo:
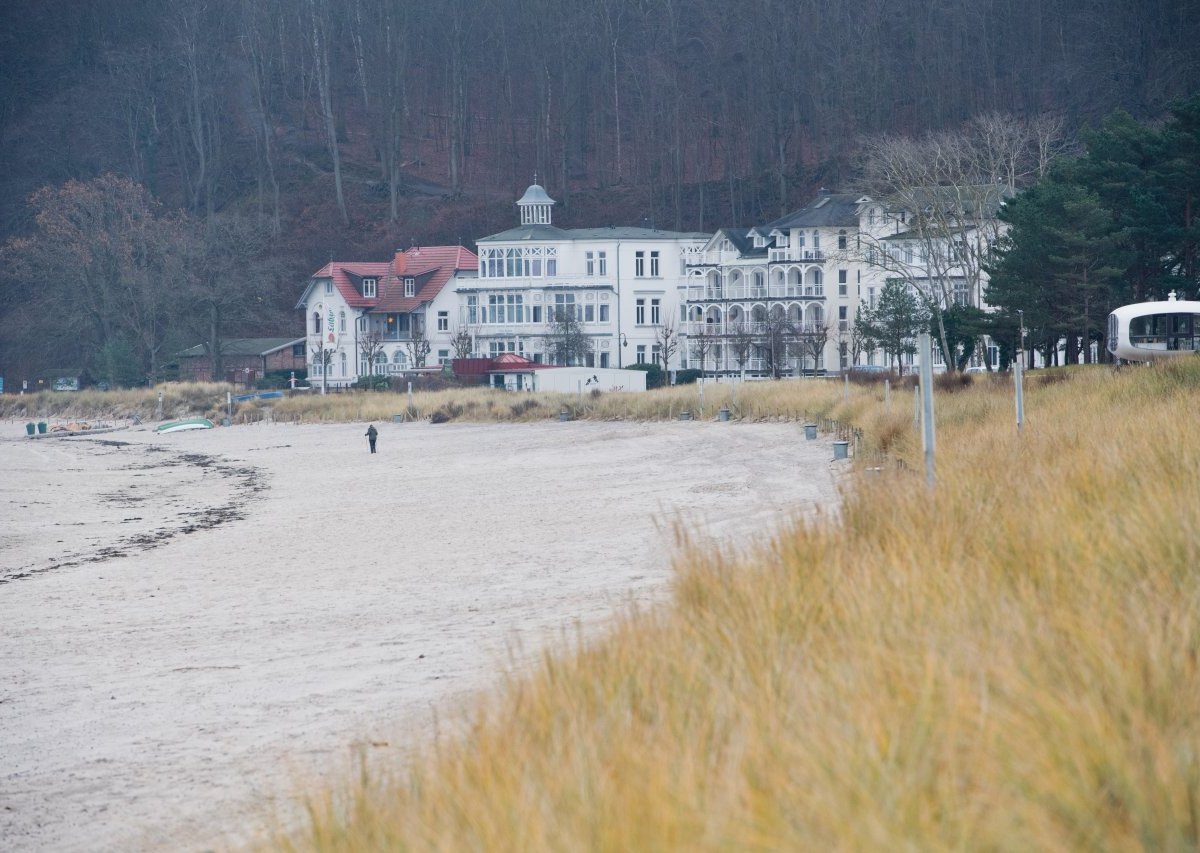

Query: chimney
[393,250,407,275]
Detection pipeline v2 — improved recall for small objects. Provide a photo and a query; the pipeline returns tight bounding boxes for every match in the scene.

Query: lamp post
[1015,310,1025,432]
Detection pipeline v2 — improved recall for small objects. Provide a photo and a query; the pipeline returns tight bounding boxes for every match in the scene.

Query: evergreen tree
[858,280,929,374]
[987,176,1128,362]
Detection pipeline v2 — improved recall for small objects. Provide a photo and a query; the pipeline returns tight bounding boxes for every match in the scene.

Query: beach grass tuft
[264,360,1200,850]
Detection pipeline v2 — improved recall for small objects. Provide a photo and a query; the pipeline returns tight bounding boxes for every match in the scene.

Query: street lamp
[1015,309,1025,432]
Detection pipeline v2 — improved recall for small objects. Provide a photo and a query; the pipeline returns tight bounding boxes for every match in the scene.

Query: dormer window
[362,277,377,298]
[404,277,415,297]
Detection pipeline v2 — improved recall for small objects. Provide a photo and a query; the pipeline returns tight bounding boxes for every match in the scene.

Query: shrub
[352,374,392,391]
[625,362,665,389]
[674,369,703,385]
[255,369,305,390]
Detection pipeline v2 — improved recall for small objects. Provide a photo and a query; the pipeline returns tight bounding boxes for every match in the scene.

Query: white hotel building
[681,190,1004,376]
[460,184,708,369]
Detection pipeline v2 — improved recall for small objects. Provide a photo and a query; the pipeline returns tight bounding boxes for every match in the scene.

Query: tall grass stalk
[268,361,1200,851]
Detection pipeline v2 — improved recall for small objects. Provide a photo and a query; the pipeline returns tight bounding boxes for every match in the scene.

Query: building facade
[460,184,708,370]
[175,337,306,385]
[296,245,478,388]
[681,189,1007,376]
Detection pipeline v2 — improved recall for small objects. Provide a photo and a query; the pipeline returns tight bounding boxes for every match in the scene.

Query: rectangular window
[585,304,595,322]
[636,344,646,363]
[586,252,595,276]
[599,304,610,322]
[868,287,877,309]
[532,305,542,323]
[437,349,450,365]
[554,293,578,321]
[324,281,333,294]
[597,252,607,276]
[838,269,848,296]
[547,258,557,276]
[650,298,661,325]
[652,344,661,364]
[838,306,848,320]
[404,278,415,297]
[599,352,610,368]
[635,251,645,277]
[362,278,377,298]
[437,311,449,331]
[650,251,660,276]
[636,298,646,324]
[467,295,478,325]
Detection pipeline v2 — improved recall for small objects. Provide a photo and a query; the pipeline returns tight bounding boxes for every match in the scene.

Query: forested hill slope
[0,0,1196,338]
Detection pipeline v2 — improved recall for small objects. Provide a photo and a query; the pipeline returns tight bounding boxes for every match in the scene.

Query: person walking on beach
[365,424,378,453]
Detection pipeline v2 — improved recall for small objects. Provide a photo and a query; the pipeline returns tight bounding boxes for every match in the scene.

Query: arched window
[312,312,321,334]
[339,351,347,376]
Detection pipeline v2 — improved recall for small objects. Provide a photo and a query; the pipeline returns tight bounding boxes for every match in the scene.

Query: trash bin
[679,410,692,421]
[25,422,35,436]
[559,408,570,422]
[833,440,849,460]
[804,423,817,440]
[37,421,47,434]
[718,407,730,422]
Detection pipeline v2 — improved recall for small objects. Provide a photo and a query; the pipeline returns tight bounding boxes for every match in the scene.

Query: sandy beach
[0,418,839,851]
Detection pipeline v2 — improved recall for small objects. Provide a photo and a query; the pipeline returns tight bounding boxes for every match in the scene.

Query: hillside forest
[0,0,1198,385]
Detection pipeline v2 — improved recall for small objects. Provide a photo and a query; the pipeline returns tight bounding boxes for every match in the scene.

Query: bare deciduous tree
[542,307,591,365]
[654,318,679,370]
[406,324,431,367]
[689,324,715,377]
[796,322,830,376]
[450,326,473,359]
[728,320,755,379]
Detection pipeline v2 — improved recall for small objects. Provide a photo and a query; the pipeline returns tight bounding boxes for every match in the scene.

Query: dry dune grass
[268,362,1200,851]
[0,378,854,426]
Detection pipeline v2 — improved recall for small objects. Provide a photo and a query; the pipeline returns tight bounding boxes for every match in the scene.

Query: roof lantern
[517,176,555,225]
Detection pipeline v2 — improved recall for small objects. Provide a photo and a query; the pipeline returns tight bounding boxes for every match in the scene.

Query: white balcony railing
[683,284,825,302]
[768,249,826,263]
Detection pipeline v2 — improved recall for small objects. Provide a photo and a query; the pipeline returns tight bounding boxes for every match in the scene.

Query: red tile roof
[310,246,477,312]
[488,353,559,372]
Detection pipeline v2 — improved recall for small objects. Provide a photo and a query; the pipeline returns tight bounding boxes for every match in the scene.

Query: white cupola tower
[516,179,555,225]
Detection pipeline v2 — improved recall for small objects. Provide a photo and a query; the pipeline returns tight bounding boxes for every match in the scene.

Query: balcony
[683,284,825,302]
[768,249,826,263]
